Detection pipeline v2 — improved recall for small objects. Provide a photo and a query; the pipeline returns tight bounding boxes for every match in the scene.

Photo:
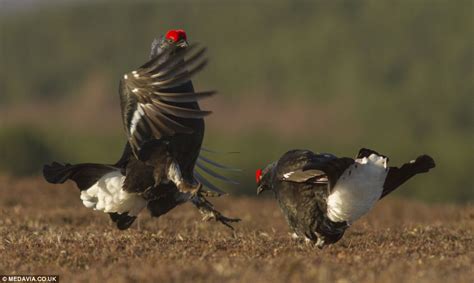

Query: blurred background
[1,0,472,202]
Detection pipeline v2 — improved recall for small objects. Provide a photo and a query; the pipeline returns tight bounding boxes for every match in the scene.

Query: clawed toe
[202,212,241,229]
[199,190,224,198]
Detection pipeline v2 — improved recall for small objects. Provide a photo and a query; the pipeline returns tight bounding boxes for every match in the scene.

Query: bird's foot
[291,232,300,240]
[198,190,224,198]
[315,237,325,249]
[311,231,326,249]
[290,233,307,247]
[202,210,241,230]
[192,195,240,229]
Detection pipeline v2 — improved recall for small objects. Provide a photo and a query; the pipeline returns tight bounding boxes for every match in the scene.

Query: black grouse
[43,29,240,230]
[256,148,435,248]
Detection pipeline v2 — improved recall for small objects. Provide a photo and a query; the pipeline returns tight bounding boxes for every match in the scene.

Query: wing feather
[150,60,208,88]
[119,43,215,157]
[281,169,328,183]
[301,156,355,189]
[152,47,207,80]
[200,147,240,154]
[150,98,212,118]
[156,91,216,103]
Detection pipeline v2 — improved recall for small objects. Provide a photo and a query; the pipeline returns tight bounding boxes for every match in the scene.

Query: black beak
[256,185,264,196]
[177,40,188,48]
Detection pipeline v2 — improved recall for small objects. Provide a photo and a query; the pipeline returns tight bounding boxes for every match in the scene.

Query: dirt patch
[0,176,473,282]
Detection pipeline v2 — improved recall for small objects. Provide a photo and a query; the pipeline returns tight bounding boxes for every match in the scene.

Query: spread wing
[119,44,215,158]
[193,148,241,196]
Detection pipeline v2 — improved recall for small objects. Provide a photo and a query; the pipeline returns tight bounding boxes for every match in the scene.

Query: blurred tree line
[0,1,473,202]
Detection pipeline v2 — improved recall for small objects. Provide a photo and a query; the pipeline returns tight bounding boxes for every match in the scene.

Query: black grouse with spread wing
[256,148,435,248]
[43,30,240,230]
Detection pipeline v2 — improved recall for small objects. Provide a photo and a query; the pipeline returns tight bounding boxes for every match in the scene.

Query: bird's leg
[314,231,326,249]
[167,160,202,195]
[315,237,325,249]
[191,194,240,229]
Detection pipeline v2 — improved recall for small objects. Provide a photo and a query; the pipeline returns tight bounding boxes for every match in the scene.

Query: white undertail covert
[80,171,147,216]
[326,154,388,224]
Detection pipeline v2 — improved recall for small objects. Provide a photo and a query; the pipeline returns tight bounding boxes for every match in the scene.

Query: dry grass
[0,176,473,283]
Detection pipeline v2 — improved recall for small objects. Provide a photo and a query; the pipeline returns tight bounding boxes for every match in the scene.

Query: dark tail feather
[43,162,117,191]
[43,162,75,184]
[381,155,435,199]
[109,212,137,230]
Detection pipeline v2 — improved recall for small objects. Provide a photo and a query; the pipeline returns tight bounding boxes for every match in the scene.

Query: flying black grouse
[43,29,240,229]
[256,148,435,248]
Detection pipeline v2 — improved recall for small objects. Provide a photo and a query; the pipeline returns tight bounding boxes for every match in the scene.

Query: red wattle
[165,29,187,42]
[256,169,263,183]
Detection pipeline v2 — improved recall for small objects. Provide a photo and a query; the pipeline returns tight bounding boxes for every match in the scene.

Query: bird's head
[256,162,277,195]
[150,29,188,59]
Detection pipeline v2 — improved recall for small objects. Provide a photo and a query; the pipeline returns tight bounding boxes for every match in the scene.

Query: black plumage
[43,30,239,230]
[119,41,211,194]
[256,148,435,248]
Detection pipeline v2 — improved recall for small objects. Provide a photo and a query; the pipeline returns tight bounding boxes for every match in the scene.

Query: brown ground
[0,176,472,283]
